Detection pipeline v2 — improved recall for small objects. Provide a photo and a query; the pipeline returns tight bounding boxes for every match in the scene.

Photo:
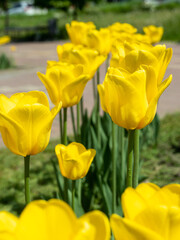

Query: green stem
[70,107,77,140]
[96,68,101,146]
[63,108,68,203]
[24,155,30,205]
[78,179,82,205]
[59,111,63,143]
[72,180,75,211]
[77,102,80,142]
[106,54,109,71]
[80,97,84,122]
[126,130,134,188]
[133,129,139,188]
[120,127,125,194]
[112,122,117,213]
[92,76,96,100]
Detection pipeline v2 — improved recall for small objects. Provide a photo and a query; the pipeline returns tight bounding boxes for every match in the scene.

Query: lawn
[0,6,180,41]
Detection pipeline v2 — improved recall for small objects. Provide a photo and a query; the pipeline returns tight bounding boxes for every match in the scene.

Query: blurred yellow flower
[66,20,96,45]
[0,91,61,156]
[57,43,106,79]
[10,45,16,52]
[143,25,164,44]
[98,66,172,129]
[0,35,11,45]
[55,142,96,180]
[109,22,137,34]
[85,28,112,55]
[37,62,89,108]
[111,183,180,240]
[0,199,110,240]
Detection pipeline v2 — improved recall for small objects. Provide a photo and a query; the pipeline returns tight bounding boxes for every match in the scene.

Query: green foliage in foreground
[1,7,180,41]
[0,112,179,215]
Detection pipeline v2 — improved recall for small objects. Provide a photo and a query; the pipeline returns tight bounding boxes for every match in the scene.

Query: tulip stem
[93,76,96,100]
[133,129,139,188]
[24,155,31,205]
[70,107,76,140]
[126,130,134,188]
[120,127,125,194]
[63,108,69,203]
[96,68,101,146]
[112,122,117,213]
[59,111,63,143]
[72,180,75,211]
[80,97,84,122]
[106,54,109,71]
[77,102,81,142]
[78,179,82,205]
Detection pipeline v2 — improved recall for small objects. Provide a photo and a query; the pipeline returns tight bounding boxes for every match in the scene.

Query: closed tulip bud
[55,142,96,180]
[66,21,96,45]
[0,199,110,240]
[111,183,180,240]
[0,91,61,156]
[37,62,90,108]
[57,43,106,79]
[143,25,164,44]
[98,67,172,129]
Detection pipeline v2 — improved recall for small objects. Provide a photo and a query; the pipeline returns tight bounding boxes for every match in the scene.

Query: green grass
[0,112,180,214]
[1,7,180,41]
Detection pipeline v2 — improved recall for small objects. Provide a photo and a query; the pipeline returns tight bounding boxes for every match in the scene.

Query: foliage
[0,53,14,69]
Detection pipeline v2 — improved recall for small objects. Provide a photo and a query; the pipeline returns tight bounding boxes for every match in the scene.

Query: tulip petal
[110,214,163,240]
[78,210,110,240]
[137,75,172,129]
[136,182,160,200]
[16,199,76,240]
[0,212,18,232]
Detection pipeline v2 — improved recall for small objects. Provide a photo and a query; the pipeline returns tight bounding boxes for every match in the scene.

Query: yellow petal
[110,214,163,240]
[136,182,160,200]
[16,199,76,240]
[0,212,18,232]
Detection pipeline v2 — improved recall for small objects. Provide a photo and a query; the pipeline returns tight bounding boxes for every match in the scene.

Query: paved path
[0,41,179,148]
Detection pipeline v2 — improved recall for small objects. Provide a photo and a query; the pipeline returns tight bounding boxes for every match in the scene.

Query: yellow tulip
[0,199,110,240]
[0,91,61,156]
[0,35,11,45]
[37,62,89,108]
[85,28,112,55]
[143,25,164,44]
[109,22,137,34]
[55,142,96,180]
[98,66,172,129]
[57,43,106,79]
[111,183,180,240]
[66,21,96,45]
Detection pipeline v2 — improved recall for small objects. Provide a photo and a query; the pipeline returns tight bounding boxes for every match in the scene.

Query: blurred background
[1,0,180,42]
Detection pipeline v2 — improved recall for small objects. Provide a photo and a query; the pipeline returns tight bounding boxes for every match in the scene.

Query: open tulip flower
[111,183,180,240]
[0,91,61,156]
[0,199,110,240]
[66,20,96,45]
[38,62,90,108]
[109,22,137,34]
[85,28,112,55]
[57,43,106,79]
[98,65,172,129]
[55,142,96,180]
[143,25,164,44]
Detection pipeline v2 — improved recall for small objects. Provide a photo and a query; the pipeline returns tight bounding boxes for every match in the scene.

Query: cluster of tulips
[0,21,178,240]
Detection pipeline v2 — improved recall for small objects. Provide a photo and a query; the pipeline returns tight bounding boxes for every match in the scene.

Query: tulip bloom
[143,25,164,44]
[38,62,89,108]
[0,199,110,240]
[0,91,61,156]
[85,28,112,55]
[111,183,180,240]
[0,35,11,45]
[66,20,96,45]
[98,66,172,129]
[109,22,137,34]
[57,43,106,79]
[55,142,96,180]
